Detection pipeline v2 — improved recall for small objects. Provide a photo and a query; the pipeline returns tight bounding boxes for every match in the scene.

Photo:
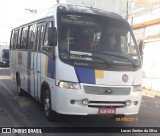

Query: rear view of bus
[55,5,142,118]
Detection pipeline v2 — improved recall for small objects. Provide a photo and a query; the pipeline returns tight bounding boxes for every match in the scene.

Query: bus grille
[88,101,126,108]
[83,86,131,95]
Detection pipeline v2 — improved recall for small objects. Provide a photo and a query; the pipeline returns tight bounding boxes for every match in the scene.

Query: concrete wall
[66,0,127,18]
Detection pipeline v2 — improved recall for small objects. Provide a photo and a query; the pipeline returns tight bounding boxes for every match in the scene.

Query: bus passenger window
[39,26,44,51]
[42,21,54,57]
[27,25,36,50]
[20,27,28,49]
[13,30,19,49]
[10,31,14,49]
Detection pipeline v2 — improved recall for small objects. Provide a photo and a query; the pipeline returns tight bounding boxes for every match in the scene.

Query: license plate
[99,108,116,114]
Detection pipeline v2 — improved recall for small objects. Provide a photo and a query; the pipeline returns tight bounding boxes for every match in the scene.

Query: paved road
[0,68,160,136]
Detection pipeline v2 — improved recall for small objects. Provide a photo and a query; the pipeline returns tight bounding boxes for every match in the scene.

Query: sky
[0,0,66,45]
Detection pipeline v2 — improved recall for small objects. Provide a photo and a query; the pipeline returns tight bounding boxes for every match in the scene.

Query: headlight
[133,85,142,92]
[58,81,81,89]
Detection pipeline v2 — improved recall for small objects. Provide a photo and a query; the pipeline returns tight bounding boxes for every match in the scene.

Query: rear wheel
[42,89,59,121]
[16,74,24,96]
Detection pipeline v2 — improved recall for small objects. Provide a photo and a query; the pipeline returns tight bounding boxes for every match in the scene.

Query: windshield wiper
[93,51,137,67]
[69,53,112,68]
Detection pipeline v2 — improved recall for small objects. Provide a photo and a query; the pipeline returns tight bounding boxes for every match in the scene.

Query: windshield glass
[58,13,141,70]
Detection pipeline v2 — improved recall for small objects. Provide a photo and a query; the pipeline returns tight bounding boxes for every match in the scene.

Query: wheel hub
[44,97,50,116]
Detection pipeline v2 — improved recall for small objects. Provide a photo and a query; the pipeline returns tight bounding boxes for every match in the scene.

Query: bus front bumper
[51,86,142,116]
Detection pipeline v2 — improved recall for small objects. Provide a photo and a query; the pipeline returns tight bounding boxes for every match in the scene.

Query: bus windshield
[58,13,141,70]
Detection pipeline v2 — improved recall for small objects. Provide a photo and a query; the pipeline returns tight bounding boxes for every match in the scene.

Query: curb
[142,90,160,98]
[155,95,160,99]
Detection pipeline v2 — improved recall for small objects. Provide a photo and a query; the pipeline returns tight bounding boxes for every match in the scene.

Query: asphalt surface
[0,68,160,136]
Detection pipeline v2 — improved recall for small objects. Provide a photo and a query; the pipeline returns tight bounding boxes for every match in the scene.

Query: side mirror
[48,27,57,46]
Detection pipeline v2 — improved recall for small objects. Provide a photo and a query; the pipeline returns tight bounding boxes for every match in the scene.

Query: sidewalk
[142,77,160,98]
[142,88,160,98]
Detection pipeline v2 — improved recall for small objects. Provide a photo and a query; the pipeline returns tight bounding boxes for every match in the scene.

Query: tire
[42,89,59,121]
[16,75,24,96]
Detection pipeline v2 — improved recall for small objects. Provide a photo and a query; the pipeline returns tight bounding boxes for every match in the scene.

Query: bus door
[34,22,46,98]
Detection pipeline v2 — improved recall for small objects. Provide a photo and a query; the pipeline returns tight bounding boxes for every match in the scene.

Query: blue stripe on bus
[48,58,55,79]
[74,67,95,84]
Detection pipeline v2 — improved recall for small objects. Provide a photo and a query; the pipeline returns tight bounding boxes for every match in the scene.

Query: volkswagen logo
[122,74,129,82]
[104,89,112,94]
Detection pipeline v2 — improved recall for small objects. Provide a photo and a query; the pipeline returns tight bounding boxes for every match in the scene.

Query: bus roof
[13,4,126,29]
[58,4,124,20]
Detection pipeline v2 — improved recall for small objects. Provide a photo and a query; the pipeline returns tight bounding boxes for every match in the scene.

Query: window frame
[20,26,29,49]
[27,24,36,50]
[41,21,54,57]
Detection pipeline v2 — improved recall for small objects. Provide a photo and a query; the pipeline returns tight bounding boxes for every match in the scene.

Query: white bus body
[10,4,142,121]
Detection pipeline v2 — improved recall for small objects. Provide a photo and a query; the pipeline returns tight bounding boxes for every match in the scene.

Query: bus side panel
[40,53,55,100]
[10,49,14,82]
[30,51,35,97]
[20,50,34,94]
[41,54,55,79]
[17,50,27,92]
[12,50,18,83]
[26,50,32,94]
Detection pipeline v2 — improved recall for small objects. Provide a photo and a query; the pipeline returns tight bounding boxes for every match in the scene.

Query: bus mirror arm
[48,27,57,46]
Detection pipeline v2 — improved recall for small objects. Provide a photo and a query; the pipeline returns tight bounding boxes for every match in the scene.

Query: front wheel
[42,90,59,121]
